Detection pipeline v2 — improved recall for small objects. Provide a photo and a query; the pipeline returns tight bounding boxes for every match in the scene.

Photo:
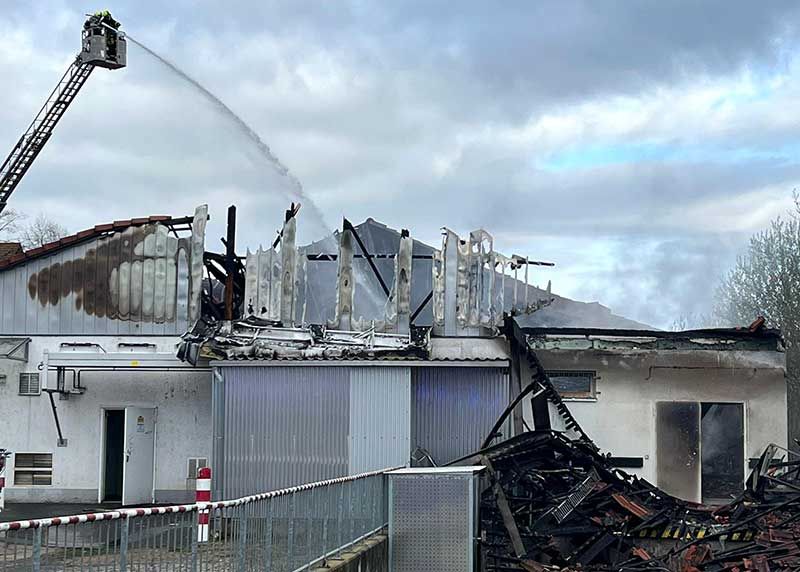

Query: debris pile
[475,432,800,571]
[177,316,428,364]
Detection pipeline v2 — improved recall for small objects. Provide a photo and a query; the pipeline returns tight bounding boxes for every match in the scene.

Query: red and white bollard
[0,450,9,513]
[197,467,211,543]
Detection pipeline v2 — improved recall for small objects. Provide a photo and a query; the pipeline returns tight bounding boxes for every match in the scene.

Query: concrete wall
[0,336,211,504]
[524,347,787,502]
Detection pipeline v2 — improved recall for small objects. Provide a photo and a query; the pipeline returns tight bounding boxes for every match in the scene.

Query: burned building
[0,207,211,505]
[182,206,788,507]
[524,325,786,505]
[0,200,787,519]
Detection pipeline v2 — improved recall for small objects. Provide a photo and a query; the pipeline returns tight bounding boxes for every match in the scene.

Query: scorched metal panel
[0,223,198,335]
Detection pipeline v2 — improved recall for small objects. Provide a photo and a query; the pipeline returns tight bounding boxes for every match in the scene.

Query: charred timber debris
[469,430,800,571]
[461,330,800,572]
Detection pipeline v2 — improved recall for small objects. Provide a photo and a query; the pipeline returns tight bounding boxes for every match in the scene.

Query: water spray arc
[124,34,329,231]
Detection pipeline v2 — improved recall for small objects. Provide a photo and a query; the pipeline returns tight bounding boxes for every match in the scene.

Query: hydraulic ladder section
[0,61,94,214]
[0,11,126,216]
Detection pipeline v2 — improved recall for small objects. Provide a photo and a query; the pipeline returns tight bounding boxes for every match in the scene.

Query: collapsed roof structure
[179,204,645,363]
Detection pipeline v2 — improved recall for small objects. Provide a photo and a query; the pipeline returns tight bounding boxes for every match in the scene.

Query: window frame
[186,457,209,480]
[14,452,53,486]
[546,370,597,401]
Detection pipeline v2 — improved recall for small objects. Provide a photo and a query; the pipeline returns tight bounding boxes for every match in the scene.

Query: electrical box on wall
[388,466,485,572]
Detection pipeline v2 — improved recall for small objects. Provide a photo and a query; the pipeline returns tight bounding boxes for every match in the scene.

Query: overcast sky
[2,1,800,328]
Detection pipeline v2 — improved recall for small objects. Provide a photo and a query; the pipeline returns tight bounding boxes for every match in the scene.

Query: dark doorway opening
[701,403,744,503]
[103,410,124,502]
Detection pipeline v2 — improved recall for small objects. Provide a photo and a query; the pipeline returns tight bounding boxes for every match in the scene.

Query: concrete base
[4,488,194,505]
[313,532,387,572]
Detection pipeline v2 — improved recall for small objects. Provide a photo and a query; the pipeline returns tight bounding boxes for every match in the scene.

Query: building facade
[0,208,212,505]
[525,327,787,504]
[0,205,789,509]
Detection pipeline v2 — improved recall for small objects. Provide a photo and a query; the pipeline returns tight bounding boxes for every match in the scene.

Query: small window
[547,370,596,400]
[19,372,40,396]
[187,457,208,479]
[14,453,53,486]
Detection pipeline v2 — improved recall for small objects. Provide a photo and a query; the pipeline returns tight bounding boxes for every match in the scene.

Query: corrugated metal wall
[412,367,509,465]
[349,367,410,474]
[214,364,510,498]
[215,365,413,498]
[0,223,198,335]
[219,366,351,499]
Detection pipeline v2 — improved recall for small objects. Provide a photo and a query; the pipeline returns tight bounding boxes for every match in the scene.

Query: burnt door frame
[655,400,746,504]
[700,402,745,503]
[99,408,125,503]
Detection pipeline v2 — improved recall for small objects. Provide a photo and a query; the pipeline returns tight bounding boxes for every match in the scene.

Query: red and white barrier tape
[0,466,395,532]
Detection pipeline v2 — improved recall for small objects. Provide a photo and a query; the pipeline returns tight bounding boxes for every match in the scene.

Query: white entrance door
[122,407,156,506]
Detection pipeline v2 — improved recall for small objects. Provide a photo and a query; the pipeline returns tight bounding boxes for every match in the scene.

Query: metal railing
[0,468,390,571]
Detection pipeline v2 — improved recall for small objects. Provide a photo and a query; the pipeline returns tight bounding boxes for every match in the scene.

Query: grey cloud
[2,1,799,329]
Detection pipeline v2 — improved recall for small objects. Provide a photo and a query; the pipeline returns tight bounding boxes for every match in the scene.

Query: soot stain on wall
[26,224,187,323]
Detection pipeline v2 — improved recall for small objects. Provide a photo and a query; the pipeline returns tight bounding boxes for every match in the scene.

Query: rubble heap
[473,427,800,571]
[177,316,428,364]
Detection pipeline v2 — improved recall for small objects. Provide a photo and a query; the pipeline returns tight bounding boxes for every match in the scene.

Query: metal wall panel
[219,366,350,499]
[0,223,196,335]
[349,367,411,474]
[412,367,509,465]
[214,364,507,498]
[389,469,480,572]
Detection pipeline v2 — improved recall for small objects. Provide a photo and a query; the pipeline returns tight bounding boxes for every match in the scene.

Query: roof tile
[0,214,194,271]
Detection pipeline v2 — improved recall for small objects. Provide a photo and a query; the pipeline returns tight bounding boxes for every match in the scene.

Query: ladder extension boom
[0,12,126,215]
[0,61,94,213]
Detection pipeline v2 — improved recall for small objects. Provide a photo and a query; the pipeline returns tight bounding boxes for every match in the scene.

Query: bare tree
[713,195,800,443]
[669,313,725,331]
[0,209,24,239]
[17,213,68,249]
[713,214,800,339]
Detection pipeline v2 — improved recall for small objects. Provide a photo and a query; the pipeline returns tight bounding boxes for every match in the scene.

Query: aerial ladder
[0,11,126,215]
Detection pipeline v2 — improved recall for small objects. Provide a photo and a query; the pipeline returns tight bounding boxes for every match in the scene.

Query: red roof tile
[0,242,23,262]
[0,214,196,271]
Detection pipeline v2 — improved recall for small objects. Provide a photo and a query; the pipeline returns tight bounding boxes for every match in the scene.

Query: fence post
[237,503,248,572]
[348,480,355,545]
[263,497,273,572]
[371,475,379,532]
[287,491,297,570]
[321,485,330,562]
[305,486,316,569]
[32,526,42,572]
[119,517,130,572]
[197,467,212,543]
[191,507,199,572]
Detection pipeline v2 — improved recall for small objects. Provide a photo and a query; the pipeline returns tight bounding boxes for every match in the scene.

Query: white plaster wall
[0,336,211,504]
[523,349,787,502]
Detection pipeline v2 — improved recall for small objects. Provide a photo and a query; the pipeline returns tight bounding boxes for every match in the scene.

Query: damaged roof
[298,218,651,330]
[525,325,784,352]
[0,242,22,262]
[178,316,430,364]
[0,215,195,271]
